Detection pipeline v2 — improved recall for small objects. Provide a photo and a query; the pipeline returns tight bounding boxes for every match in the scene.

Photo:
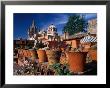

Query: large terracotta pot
[29,49,37,62]
[66,52,87,73]
[46,50,61,65]
[37,50,48,63]
[25,50,31,58]
[25,50,29,57]
[88,50,97,61]
[22,50,27,57]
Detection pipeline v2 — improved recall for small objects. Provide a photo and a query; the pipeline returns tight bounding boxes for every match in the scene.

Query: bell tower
[28,20,38,40]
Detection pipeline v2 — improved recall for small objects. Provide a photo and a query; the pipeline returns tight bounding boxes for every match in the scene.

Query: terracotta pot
[88,50,97,61]
[46,50,61,65]
[66,52,87,73]
[26,50,31,58]
[37,50,48,63]
[22,50,26,57]
[29,49,37,62]
[25,50,30,57]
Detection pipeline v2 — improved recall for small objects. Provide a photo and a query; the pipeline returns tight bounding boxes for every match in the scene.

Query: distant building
[63,32,86,49]
[87,18,97,34]
[14,18,97,49]
[63,32,69,40]
[26,20,61,48]
[27,20,59,41]
[47,24,58,41]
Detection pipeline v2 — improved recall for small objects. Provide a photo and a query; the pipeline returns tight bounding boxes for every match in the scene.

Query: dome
[48,24,57,32]
[49,24,56,29]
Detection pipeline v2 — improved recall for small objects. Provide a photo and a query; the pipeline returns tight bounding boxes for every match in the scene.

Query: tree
[62,14,88,35]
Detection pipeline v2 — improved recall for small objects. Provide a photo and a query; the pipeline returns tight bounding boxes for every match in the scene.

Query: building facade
[87,18,97,34]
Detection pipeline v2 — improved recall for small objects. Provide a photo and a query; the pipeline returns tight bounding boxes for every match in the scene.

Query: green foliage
[62,14,88,35]
[51,63,72,75]
[90,44,97,50]
[35,42,45,49]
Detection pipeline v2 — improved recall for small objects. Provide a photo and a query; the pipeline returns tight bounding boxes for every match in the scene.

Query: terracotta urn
[25,50,30,58]
[66,52,87,73]
[26,50,31,58]
[88,50,97,61]
[22,50,27,57]
[29,49,37,62]
[46,50,61,65]
[37,50,48,63]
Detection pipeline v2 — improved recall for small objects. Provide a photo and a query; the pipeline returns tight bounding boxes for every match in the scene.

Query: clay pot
[25,50,29,57]
[22,50,27,57]
[66,52,87,73]
[37,50,48,63]
[29,49,37,62]
[26,50,31,58]
[88,50,97,61]
[46,50,61,65]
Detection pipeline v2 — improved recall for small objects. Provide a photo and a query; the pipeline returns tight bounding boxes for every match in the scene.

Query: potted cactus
[60,52,68,65]
[29,49,38,62]
[46,50,61,65]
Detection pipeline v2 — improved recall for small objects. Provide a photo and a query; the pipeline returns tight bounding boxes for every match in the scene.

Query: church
[27,20,61,49]
[28,20,60,42]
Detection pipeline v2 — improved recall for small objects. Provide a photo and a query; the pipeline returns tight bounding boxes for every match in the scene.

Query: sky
[14,13,97,40]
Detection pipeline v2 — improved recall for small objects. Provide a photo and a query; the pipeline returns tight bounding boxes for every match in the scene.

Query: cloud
[39,13,97,34]
[40,14,69,30]
[54,14,68,25]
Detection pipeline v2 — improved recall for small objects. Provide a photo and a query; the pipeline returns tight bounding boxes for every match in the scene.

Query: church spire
[32,19,35,27]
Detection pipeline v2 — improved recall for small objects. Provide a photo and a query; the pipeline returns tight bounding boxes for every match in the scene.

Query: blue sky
[14,13,97,39]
